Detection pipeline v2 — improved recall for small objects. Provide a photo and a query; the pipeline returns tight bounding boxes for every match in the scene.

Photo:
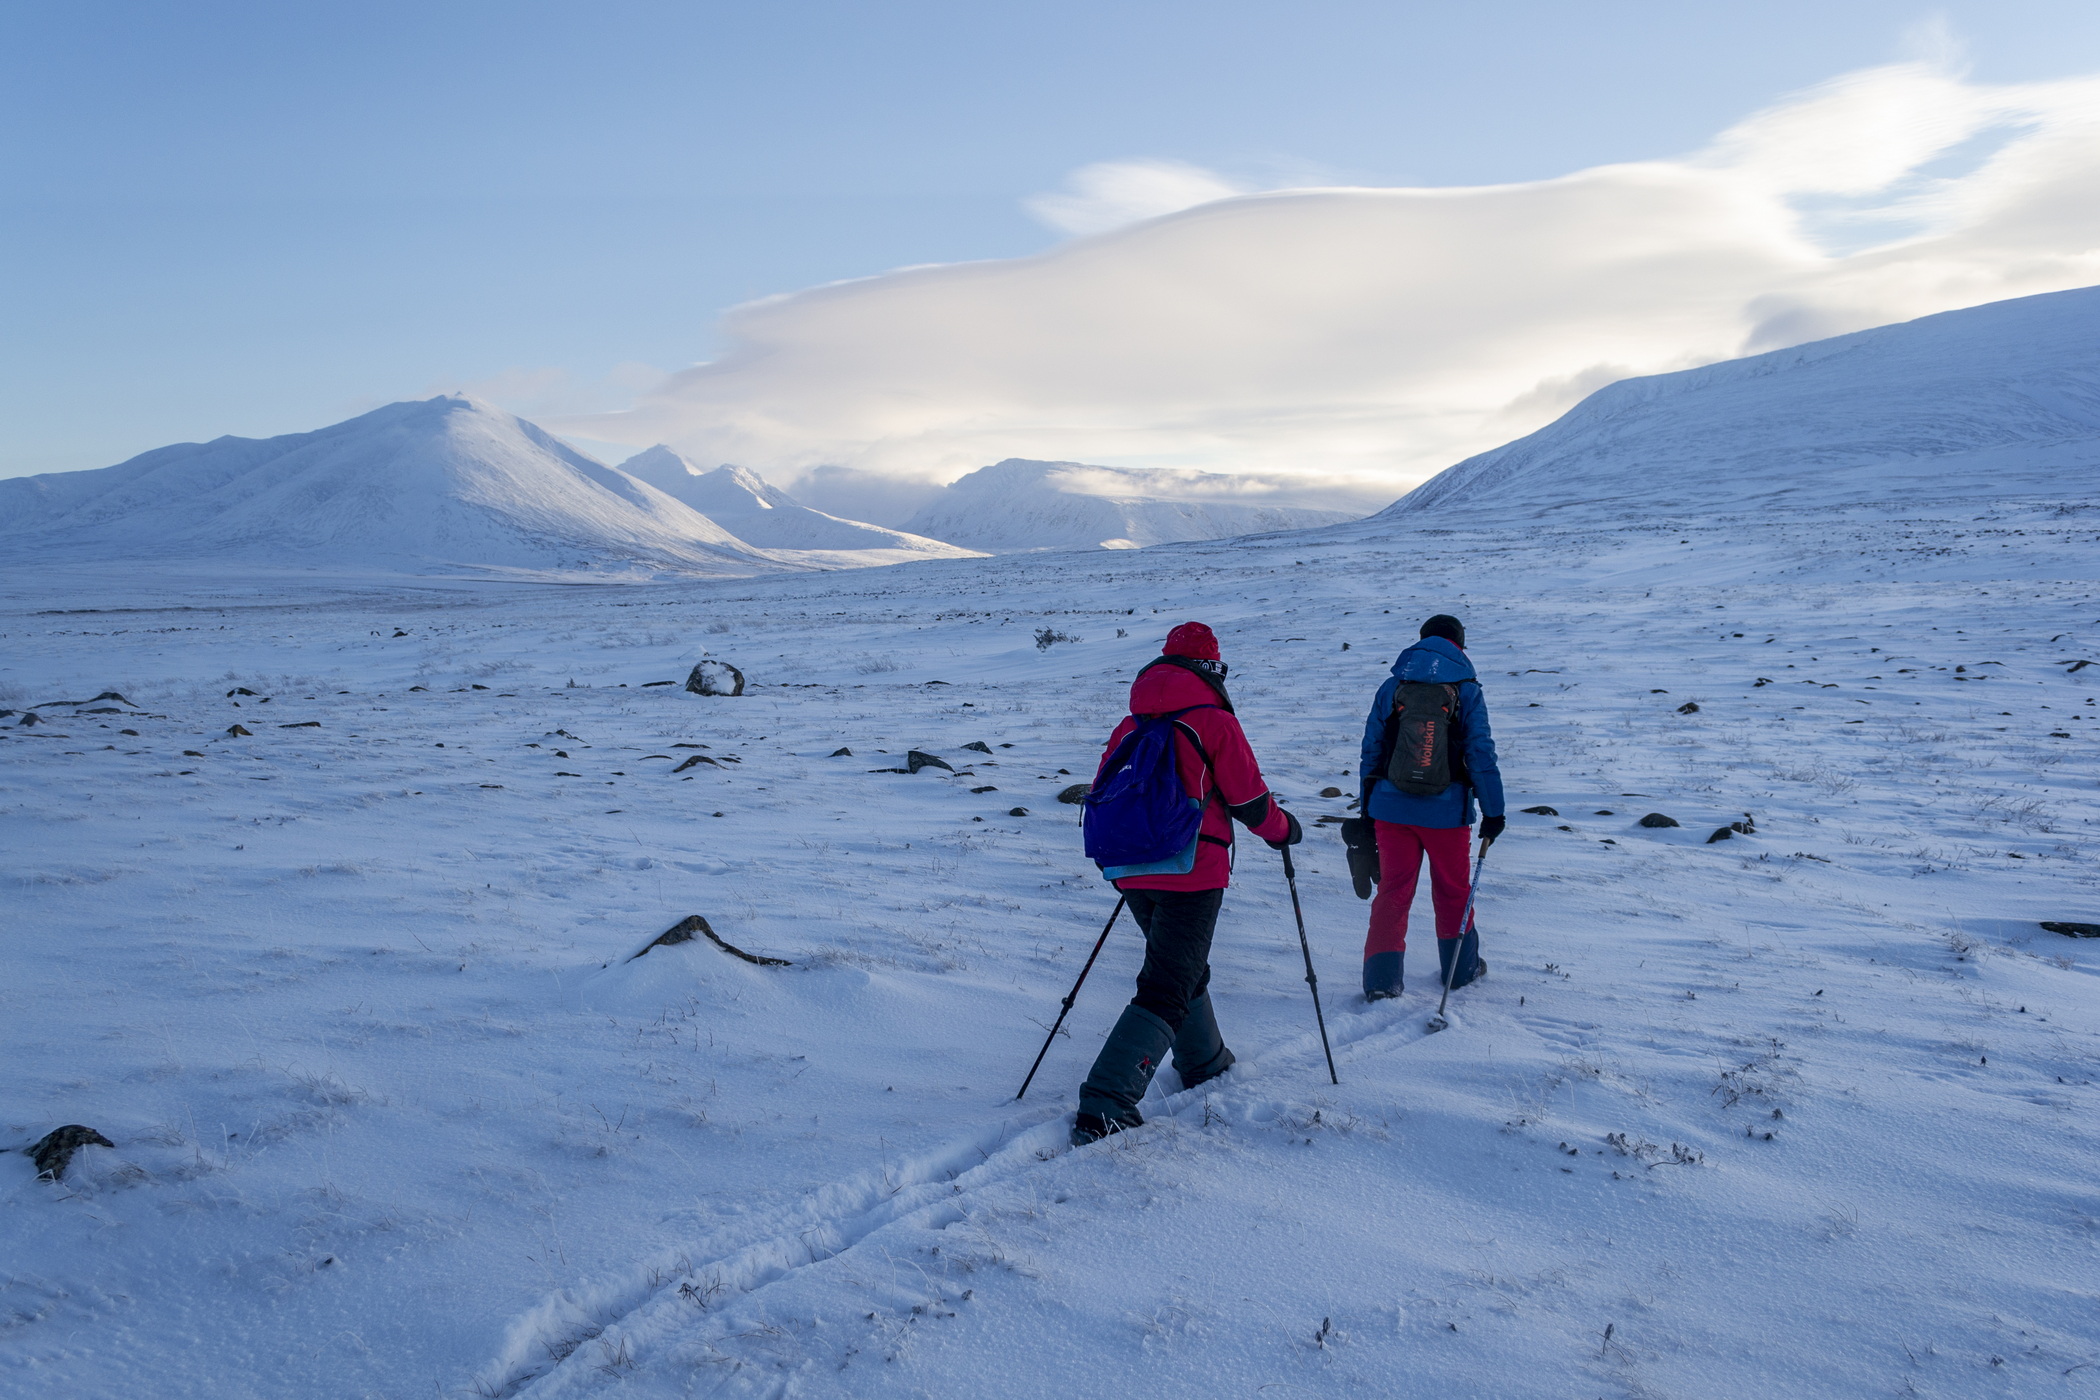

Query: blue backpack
[1082,706,1217,877]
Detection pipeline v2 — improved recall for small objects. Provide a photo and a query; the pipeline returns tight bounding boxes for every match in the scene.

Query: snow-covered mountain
[616,447,980,562]
[1385,284,2100,521]
[0,397,787,579]
[899,459,1362,552]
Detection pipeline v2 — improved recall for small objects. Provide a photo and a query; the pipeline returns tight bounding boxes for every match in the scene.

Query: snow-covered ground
[3,485,2096,1397]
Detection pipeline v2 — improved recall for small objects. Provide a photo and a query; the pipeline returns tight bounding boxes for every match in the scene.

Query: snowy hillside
[1388,284,2100,520]
[0,398,789,580]
[901,458,1363,551]
[2,496,2095,1398]
[616,447,982,564]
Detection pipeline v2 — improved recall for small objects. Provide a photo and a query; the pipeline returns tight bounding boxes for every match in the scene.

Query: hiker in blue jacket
[1355,614,1505,1000]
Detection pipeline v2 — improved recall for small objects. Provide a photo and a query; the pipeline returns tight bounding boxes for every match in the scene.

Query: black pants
[1124,886,1225,1032]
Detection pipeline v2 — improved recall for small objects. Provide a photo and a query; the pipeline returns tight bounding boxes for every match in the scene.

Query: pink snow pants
[1363,820,1475,957]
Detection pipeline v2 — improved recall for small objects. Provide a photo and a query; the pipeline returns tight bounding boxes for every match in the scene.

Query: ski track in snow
[2,499,2098,1398]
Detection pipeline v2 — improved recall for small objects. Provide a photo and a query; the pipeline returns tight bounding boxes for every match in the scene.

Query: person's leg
[1362,821,1427,998]
[1079,888,1224,1131]
[1423,825,1483,990]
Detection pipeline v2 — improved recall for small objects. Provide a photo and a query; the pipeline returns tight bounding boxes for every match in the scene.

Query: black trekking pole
[1426,843,1489,1033]
[1015,896,1126,1100]
[1279,845,1339,1086]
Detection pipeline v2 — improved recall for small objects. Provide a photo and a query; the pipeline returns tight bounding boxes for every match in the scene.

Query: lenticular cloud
[562,60,2100,493]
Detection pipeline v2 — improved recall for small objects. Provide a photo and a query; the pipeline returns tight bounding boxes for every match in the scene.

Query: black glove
[1265,808,1304,849]
[1479,814,1506,848]
[1340,816,1380,899]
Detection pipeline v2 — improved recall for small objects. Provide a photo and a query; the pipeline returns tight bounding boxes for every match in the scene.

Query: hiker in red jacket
[1071,621,1301,1146]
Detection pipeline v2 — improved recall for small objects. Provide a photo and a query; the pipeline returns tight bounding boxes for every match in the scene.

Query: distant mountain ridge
[0,396,783,578]
[900,458,1362,552]
[1384,284,2100,521]
[616,447,979,561]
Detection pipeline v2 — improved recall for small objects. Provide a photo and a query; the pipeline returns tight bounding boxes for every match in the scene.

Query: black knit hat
[1419,614,1466,647]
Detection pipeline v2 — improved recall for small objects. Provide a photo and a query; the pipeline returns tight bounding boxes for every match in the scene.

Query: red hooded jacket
[1094,661,1292,891]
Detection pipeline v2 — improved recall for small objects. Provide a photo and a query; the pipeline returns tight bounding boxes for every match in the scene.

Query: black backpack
[1377,680,1472,797]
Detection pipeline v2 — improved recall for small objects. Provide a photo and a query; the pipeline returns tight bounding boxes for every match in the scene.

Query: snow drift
[616,447,980,562]
[900,459,1361,552]
[0,397,790,579]
[1384,285,2100,520]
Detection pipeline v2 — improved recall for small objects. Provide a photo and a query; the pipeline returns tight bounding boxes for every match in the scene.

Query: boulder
[27,1124,114,1181]
[628,914,791,966]
[1057,783,1091,804]
[226,724,253,737]
[961,741,993,754]
[685,660,745,697]
[2041,921,2100,938]
[1009,807,1029,817]
[1706,826,1734,843]
[829,746,852,757]
[906,750,954,774]
[1521,805,1559,816]
[1319,786,1344,798]
[1637,813,1679,828]
[1677,702,1701,714]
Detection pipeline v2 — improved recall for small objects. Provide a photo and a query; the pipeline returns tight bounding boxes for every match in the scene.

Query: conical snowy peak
[0,396,788,578]
[1385,284,2100,520]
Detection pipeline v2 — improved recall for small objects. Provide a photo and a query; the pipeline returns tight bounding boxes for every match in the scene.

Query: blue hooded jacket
[1358,635,1504,829]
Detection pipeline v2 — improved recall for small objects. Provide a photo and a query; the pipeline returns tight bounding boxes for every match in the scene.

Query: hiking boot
[1070,1110,1143,1147]
[1364,987,1402,1003]
[1473,958,1488,981]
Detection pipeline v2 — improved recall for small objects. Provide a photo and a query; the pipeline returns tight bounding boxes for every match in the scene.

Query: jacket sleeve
[1358,678,1395,798]
[1459,683,1504,819]
[1192,710,1293,842]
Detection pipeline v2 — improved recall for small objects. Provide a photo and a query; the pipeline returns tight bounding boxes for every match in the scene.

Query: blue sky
[7,1,2100,479]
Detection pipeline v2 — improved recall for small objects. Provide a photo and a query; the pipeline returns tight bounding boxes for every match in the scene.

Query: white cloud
[557,59,2100,496]
[1024,158,1251,237]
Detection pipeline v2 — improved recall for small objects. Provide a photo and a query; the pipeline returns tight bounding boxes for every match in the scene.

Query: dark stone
[961,741,993,754]
[226,724,253,737]
[829,746,852,757]
[641,680,675,687]
[685,660,746,697]
[1754,677,1773,687]
[671,754,718,772]
[905,750,954,774]
[629,914,790,966]
[1009,807,1029,817]
[278,721,321,729]
[1677,702,1701,714]
[2042,921,2100,938]
[1521,805,1559,816]
[18,712,41,727]
[1057,783,1091,804]
[1638,813,1679,828]
[27,1125,114,1181]
[227,687,259,697]
[971,785,998,794]
[1319,786,1344,798]
[1707,827,1734,843]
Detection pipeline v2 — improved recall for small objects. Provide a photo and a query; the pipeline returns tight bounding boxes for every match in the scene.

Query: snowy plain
[3,492,2097,1400]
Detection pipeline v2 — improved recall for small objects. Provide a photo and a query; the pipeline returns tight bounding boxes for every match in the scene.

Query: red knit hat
[1163,621,1220,661]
